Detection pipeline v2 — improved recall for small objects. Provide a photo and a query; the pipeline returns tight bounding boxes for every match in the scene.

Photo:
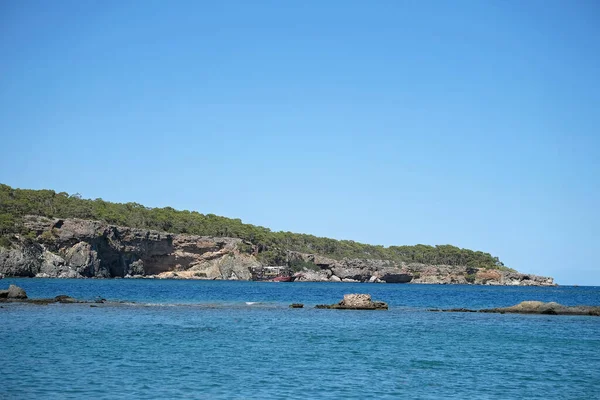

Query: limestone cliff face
[0,216,258,279]
[0,216,555,286]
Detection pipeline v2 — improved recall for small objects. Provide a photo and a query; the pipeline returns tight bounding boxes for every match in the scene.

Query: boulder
[341,294,372,308]
[7,284,27,299]
[316,293,388,310]
[293,270,330,282]
[331,266,370,282]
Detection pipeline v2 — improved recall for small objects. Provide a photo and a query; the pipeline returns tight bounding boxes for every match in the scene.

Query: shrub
[237,242,254,254]
[24,231,37,241]
[0,235,12,248]
[289,259,320,272]
[40,230,55,243]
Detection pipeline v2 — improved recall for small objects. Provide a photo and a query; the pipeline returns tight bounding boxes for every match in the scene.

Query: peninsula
[0,184,554,285]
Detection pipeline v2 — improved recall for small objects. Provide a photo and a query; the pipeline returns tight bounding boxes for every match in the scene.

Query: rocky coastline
[0,216,555,286]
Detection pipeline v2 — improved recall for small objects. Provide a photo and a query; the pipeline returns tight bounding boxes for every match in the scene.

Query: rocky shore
[287,251,554,286]
[0,216,555,286]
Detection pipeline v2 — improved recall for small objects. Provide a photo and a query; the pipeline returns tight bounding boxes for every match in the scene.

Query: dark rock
[289,303,304,308]
[380,273,412,283]
[54,294,78,303]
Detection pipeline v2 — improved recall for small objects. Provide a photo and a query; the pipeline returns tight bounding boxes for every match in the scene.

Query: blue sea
[1,279,599,399]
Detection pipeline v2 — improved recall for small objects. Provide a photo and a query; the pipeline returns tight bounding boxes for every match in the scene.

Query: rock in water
[341,294,373,308]
[482,301,600,316]
[316,293,388,310]
[53,295,78,303]
[434,301,600,316]
[7,284,27,299]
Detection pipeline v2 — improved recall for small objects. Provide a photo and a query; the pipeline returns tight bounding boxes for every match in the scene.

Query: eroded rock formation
[0,216,258,279]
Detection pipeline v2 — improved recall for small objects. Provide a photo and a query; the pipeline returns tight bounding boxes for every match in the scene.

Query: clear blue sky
[1,1,598,285]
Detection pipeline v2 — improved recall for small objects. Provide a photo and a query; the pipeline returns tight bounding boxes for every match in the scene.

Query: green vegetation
[0,235,12,248]
[0,183,511,270]
[289,259,321,273]
[39,229,57,244]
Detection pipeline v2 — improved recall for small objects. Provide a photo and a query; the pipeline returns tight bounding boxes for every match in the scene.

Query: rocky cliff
[0,216,555,285]
[0,216,258,280]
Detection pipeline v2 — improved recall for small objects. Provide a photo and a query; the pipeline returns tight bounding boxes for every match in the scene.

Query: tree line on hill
[0,184,511,270]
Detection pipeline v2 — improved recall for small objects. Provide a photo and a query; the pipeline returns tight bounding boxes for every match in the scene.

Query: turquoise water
[1,279,599,399]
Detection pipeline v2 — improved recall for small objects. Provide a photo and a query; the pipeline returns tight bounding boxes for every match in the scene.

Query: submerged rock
[482,301,600,316]
[433,301,600,316]
[0,285,114,306]
[53,295,79,303]
[316,293,388,310]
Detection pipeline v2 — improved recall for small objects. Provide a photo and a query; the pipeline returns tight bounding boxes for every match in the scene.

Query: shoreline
[0,274,560,286]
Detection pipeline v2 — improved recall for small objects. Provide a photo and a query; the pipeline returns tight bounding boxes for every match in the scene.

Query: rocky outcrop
[433,301,600,316]
[316,293,388,310]
[288,251,554,286]
[0,216,555,285]
[0,216,259,279]
[0,284,28,299]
